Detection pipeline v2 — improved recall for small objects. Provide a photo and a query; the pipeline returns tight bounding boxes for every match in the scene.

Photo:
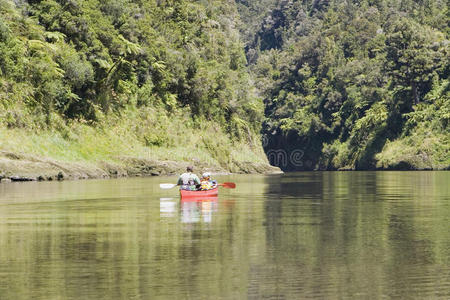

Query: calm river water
[0,172,449,299]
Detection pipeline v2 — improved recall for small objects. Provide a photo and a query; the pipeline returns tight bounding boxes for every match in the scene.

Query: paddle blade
[219,182,236,189]
[160,183,177,189]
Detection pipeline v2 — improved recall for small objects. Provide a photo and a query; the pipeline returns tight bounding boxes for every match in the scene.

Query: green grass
[376,128,450,170]
[0,107,269,172]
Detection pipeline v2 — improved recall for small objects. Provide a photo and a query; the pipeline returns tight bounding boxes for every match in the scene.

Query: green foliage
[0,0,270,171]
[1,0,258,122]
[1,0,448,171]
[247,0,449,170]
[376,79,450,170]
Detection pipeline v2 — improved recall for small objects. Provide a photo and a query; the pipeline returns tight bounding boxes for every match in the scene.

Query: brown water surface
[0,172,449,299]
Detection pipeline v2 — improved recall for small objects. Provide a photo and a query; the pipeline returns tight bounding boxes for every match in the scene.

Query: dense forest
[0,0,270,175]
[0,0,449,175]
[239,0,449,170]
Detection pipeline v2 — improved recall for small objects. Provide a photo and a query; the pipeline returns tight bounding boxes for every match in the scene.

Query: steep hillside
[0,0,278,180]
[241,0,449,170]
[1,0,448,179]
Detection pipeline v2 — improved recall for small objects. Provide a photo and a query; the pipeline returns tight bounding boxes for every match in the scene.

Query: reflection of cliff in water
[262,172,325,248]
[263,172,324,199]
[254,172,448,299]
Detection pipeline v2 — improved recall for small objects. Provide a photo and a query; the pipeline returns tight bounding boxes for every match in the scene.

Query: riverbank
[0,111,281,182]
[0,150,281,183]
[374,131,450,171]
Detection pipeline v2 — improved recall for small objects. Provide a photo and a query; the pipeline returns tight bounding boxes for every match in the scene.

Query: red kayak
[180,187,218,198]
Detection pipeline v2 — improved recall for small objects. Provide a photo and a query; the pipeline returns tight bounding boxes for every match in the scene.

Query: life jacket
[200,180,212,190]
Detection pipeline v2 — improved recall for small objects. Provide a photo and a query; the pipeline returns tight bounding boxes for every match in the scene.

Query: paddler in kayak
[177,166,200,190]
[200,172,217,190]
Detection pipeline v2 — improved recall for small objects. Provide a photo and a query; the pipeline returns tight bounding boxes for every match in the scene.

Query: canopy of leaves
[1,0,448,171]
[242,0,449,170]
[0,0,261,140]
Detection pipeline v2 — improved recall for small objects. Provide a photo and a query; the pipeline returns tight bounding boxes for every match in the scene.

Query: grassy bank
[376,93,450,170]
[376,131,450,170]
[0,107,279,181]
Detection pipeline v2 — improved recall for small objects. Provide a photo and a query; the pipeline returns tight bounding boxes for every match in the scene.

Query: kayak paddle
[160,183,177,189]
[218,182,236,188]
[160,182,236,189]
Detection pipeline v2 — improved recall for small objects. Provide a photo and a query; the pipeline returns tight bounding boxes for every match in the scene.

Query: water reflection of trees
[0,173,448,299]
[256,172,450,299]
